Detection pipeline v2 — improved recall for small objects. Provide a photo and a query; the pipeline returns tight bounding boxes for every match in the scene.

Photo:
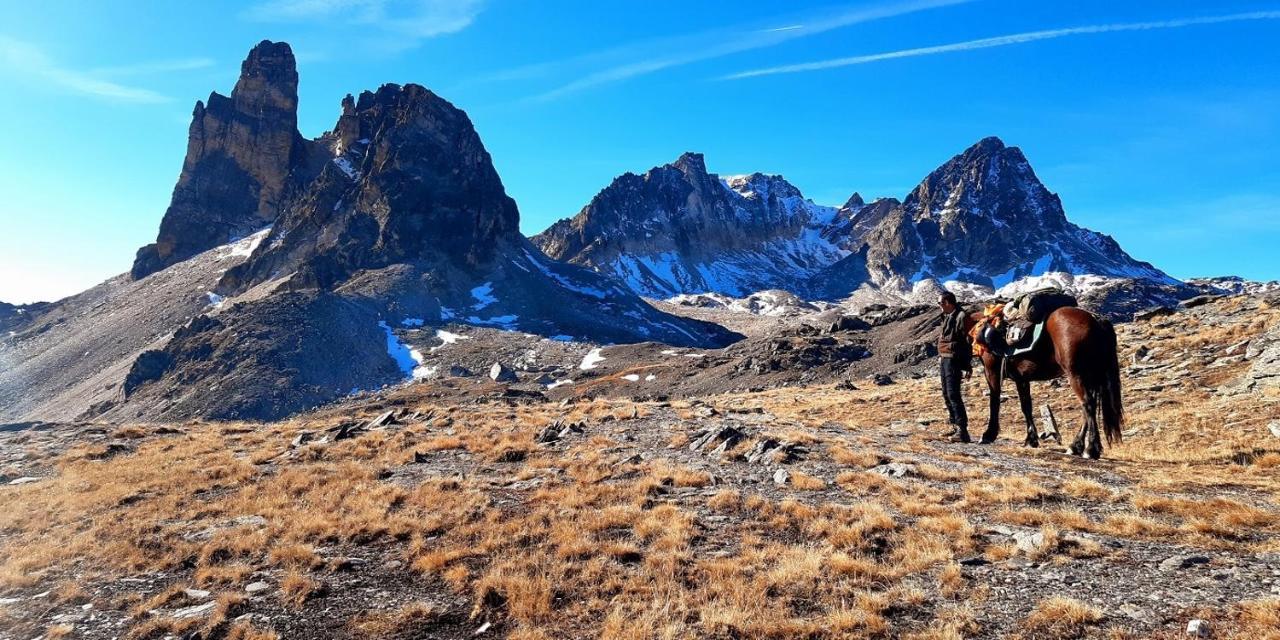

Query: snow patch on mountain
[470,282,498,309]
[378,321,430,379]
[579,348,606,370]
[218,228,271,261]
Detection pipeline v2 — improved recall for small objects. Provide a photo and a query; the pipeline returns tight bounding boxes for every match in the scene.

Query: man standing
[937,292,972,442]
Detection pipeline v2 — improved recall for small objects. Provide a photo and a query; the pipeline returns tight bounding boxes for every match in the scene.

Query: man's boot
[949,426,971,443]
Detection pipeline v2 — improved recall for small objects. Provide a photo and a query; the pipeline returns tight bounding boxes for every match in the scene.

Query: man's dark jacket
[938,308,972,366]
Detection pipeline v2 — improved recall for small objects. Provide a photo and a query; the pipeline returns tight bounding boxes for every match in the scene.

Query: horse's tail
[1097,317,1124,445]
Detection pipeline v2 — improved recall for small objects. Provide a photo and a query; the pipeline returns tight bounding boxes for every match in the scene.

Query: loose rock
[489,362,518,383]
[1186,618,1211,637]
[870,462,916,478]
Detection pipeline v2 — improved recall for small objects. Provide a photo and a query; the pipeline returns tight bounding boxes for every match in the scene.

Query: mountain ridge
[0,41,737,424]
[535,137,1182,306]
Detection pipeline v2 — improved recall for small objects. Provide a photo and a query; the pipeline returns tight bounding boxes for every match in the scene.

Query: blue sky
[1,0,1278,303]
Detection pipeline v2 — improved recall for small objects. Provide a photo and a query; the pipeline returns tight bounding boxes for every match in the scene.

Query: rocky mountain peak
[723,173,805,203]
[841,192,865,212]
[231,40,299,116]
[816,136,1174,296]
[672,151,707,177]
[534,153,846,298]
[905,135,1065,231]
[219,82,522,292]
[131,40,314,280]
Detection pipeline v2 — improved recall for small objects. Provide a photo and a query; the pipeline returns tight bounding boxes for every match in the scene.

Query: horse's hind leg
[1084,387,1103,460]
[1015,379,1038,448]
[1067,374,1088,456]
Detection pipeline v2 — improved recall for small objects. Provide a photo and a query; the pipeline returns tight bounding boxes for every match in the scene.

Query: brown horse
[967,307,1124,459]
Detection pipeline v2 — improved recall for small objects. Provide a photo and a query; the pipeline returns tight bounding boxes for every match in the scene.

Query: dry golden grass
[279,570,324,608]
[1229,597,1280,640]
[224,622,282,640]
[349,601,441,635]
[787,470,827,490]
[829,443,884,468]
[44,624,74,640]
[1022,596,1104,639]
[3,299,1279,638]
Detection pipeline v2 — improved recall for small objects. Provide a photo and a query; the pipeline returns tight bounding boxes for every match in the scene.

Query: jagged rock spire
[219,83,522,292]
[131,40,313,280]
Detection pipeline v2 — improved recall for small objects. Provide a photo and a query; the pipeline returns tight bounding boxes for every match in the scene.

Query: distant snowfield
[667,268,1176,315]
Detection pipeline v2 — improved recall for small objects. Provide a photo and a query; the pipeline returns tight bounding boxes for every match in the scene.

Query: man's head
[939,291,958,313]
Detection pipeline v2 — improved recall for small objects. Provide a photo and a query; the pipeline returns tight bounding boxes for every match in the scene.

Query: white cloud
[0,37,171,103]
[516,0,973,103]
[724,10,1280,79]
[90,58,216,77]
[244,0,484,39]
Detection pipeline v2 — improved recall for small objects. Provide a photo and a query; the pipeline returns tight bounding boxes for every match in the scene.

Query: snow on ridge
[218,227,271,261]
[579,348,606,370]
[464,314,518,330]
[470,282,498,309]
[333,157,359,179]
[521,249,610,299]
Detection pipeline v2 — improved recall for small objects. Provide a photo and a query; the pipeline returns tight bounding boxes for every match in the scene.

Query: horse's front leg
[980,358,1002,444]
[1015,378,1038,448]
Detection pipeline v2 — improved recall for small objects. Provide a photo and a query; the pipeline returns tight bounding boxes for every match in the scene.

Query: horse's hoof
[1024,438,1039,448]
[1086,448,1102,460]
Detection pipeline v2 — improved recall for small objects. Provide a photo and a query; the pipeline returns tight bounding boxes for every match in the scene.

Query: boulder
[871,462,916,478]
[1180,295,1220,309]
[689,426,745,454]
[1134,306,1175,322]
[171,601,218,619]
[827,316,870,333]
[1186,618,1211,637]
[773,469,791,485]
[1159,554,1211,571]
[489,362,518,383]
[122,350,174,398]
[1013,530,1046,554]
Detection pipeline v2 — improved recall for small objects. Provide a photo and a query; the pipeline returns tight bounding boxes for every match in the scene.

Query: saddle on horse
[972,288,1078,358]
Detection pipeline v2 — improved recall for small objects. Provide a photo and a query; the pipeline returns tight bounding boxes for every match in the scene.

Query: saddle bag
[1004,288,1078,324]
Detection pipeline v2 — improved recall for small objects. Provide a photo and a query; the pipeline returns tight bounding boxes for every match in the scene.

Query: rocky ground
[1,296,1279,639]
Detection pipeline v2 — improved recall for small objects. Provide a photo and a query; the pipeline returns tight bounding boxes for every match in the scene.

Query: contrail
[524,0,974,102]
[723,10,1280,79]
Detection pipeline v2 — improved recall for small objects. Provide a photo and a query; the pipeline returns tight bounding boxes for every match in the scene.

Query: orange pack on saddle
[970,303,1005,357]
